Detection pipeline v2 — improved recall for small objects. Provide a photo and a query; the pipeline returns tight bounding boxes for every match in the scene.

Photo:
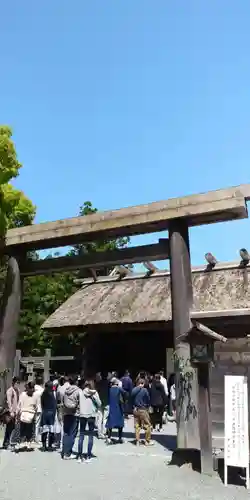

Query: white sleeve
[163,379,168,395]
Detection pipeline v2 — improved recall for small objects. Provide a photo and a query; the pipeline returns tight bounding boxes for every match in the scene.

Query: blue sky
[1,1,250,266]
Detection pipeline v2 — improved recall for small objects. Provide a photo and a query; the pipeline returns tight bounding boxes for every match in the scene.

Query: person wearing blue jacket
[131,378,153,446]
[106,378,126,444]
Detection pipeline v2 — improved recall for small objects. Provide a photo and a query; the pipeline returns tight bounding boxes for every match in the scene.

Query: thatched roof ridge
[74,260,250,285]
[42,264,250,330]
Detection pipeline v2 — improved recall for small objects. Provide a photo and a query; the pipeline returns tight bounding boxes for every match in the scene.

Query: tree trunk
[0,257,21,405]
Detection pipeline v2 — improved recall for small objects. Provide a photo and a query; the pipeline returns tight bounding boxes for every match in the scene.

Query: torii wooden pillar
[169,220,199,450]
[0,256,21,403]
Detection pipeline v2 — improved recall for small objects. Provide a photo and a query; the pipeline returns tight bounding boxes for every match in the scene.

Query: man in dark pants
[61,376,80,459]
[2,377,20,449]
[121,370,133,418]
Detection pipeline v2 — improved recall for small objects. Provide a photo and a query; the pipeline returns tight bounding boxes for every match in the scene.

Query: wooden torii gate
[1,183,250,473]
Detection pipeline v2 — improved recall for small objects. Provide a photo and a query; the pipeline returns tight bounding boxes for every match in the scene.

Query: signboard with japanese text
[27,361,34,374]
[224,375,249,488]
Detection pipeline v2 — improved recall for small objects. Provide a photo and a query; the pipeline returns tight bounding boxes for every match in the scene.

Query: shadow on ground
[112,430,177,451]
[217,459,247,487]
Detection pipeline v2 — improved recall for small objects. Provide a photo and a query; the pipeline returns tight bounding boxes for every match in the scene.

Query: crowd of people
[1,370,176,463]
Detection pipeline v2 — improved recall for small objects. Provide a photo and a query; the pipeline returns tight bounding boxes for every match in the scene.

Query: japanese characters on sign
[224,375,249,468]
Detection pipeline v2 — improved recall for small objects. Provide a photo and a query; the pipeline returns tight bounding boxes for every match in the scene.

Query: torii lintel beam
[5,184,250,253]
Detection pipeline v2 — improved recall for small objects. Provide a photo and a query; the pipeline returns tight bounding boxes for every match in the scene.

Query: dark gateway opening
[84,327,170,379]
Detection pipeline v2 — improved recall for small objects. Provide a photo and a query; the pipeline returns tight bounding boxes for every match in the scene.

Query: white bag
[20,411,34,424]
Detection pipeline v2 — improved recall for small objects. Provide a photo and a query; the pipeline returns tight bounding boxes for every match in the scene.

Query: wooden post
[0,257,22,402]
[169,219,199,450]
[81,347,86,377]
[14,349,21,378]
[166,348,174,379]
[27,361,34,382]
[44,348,51,383]
[197,363,213,474]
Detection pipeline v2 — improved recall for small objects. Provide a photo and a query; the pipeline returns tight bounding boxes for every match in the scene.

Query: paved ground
[0,420,249,500]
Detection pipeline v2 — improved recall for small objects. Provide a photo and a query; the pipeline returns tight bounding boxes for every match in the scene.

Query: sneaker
[97,434,105,440]
[167,415,175,422]
[62,454,75,460]
[145,440,154,446]
[77,458,84,464]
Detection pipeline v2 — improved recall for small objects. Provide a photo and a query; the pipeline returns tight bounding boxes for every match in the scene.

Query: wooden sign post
[224,375,249,489]
[26,361,34,382]
[14,349,74,382]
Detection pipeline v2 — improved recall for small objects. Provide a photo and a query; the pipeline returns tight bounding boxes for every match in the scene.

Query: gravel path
[0,421,248,500]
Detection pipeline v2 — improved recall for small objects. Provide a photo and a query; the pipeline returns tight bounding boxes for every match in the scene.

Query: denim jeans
[77,417,95,458]
[62,414,79,457]
[3,418,15,448]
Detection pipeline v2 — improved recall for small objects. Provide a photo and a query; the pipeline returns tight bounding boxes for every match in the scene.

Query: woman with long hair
[40,381,57,451]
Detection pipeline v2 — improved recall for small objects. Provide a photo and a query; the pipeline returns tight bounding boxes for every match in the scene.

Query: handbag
[20,411,35,424]
[0,387,14,424]
[0,408,11,424]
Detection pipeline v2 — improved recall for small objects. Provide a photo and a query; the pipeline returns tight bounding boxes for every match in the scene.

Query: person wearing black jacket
[40,381,57,450]
[149,374,168,431]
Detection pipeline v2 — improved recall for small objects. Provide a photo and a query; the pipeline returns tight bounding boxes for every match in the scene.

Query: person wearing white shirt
[167,373,176,420]
[159,370,168,396]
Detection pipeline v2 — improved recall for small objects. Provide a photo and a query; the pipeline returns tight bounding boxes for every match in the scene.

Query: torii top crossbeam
[5,184,250,253]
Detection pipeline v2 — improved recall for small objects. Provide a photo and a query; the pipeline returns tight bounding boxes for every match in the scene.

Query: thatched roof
[42,263,250,330]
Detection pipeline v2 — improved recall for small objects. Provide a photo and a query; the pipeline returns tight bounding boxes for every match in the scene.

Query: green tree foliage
[2,184,36,229]
[0,126,36,238]
[0,126,21,185]
[18,270,77,354]
[0,126,36,294]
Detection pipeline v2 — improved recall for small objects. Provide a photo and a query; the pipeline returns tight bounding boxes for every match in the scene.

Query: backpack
[63,390,78,411]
